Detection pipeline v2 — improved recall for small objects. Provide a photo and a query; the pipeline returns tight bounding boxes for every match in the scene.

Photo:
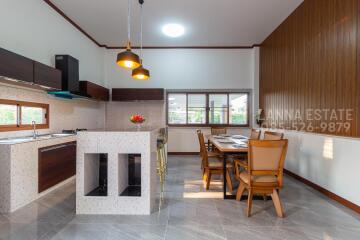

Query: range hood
[48,55,90,99]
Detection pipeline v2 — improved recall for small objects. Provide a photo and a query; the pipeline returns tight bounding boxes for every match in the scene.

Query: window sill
[0,124,49,132]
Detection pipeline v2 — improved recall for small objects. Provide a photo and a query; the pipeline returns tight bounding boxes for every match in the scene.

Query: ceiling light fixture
[132,0,150,80]
[162,23,185,38]
[116,0,141,69]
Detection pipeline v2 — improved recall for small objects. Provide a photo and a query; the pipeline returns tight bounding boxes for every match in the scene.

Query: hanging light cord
[127,0,131,43]
[140,1,143,61]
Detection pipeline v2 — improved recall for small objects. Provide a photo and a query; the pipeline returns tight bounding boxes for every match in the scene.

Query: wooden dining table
[208,135,249,199]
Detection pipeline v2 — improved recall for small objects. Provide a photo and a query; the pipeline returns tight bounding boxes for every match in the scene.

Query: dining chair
[263,131,284,140]
[234,129,261,176]
[198,132,233,192]
[211,127,227,135]
[196,130,222,174]
[236,139,288,218]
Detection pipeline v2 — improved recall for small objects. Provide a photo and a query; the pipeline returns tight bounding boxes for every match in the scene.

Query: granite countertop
[0,133,76,145]
[82,127,162,133]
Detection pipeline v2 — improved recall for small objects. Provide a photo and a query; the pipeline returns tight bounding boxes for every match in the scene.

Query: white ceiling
[49,0,303,47]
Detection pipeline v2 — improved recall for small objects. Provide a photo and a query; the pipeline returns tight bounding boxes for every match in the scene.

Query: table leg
[223,153,236,200]
[223,154,226,199]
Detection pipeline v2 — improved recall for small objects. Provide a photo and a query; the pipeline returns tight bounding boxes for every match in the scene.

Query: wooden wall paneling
[260,0,359,137]
[357,0,360,137]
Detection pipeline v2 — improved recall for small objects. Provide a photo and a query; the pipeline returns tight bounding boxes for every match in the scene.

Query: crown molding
[44,0,262,50]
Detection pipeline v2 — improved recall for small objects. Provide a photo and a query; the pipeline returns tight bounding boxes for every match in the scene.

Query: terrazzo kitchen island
[76,128,159,215]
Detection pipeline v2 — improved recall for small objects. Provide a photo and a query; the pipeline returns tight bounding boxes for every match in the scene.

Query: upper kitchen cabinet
[112,88,165,101]
[79,81,109,101]
[34,61,62,90]
[0,47,33,83]
[0,47,62,90]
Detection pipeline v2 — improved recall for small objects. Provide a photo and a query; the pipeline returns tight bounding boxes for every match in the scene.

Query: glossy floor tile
[0,155,359,240]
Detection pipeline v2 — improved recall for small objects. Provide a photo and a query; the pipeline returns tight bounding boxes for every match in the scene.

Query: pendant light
[116,0,141,69]
[132,0,150,80]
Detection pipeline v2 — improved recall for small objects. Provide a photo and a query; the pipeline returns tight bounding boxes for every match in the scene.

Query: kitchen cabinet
[38,141,76,193]
[0,47,62,90]
[79,81,109,101]
[0,47,33,83]
[112,88,164,101]
[34,61,62,90]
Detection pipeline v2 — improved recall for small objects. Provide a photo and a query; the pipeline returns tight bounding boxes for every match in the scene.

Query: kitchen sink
[51,133,74,137]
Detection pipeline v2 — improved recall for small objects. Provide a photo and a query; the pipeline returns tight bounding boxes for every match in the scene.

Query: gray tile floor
[1,155,360,239]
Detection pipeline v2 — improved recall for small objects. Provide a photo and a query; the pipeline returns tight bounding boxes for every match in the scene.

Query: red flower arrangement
[130,114,146,124]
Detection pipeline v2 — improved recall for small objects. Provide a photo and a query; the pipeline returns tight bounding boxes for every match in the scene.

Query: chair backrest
[197,131,209,168]
[249,129,261,140]
[196,129,202,154]
[247,139,288,187]
[264,131,284,140]
[160,127,168,144]
[211,127,227,135]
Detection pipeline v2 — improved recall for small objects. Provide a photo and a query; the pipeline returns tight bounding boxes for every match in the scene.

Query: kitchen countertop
[0,133,76,145]
[83,127,161,132]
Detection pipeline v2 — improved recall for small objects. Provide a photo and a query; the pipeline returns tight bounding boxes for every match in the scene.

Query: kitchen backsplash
[105,101,165,130]
[0,84,106,138]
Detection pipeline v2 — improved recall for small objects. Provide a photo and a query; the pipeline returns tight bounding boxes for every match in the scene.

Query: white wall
[0,0,106,138]
[104,48,259,152]
[0,0,104,85]
[282,130,360,206]
[105,49,254,89]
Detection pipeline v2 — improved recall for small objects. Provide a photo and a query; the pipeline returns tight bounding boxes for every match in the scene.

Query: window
[0,99,49,131]
[167,91,250,126]
[188,94,206,124]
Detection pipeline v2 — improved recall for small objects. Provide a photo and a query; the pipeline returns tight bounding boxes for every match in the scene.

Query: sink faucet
[32,121,37,139]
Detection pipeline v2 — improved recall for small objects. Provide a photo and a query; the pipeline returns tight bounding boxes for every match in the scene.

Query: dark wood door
[34,61,62,90]
[0,47,33,83]
[38,141,76,193]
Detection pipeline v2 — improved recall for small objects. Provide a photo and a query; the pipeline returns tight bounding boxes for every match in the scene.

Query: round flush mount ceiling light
[162,23,185,38]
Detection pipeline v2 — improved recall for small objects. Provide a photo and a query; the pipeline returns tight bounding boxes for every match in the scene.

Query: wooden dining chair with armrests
[236,139,288,217]
[263,131,284,140]
[234,129,261,176]
[198,132,233,192]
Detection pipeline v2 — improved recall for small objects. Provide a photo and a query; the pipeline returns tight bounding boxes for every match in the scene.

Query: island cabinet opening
[84,153,108,197]
[76,130,158,215]
[119,154,141,197]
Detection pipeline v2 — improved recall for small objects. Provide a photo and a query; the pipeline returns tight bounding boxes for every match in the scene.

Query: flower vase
[135,123,142,131]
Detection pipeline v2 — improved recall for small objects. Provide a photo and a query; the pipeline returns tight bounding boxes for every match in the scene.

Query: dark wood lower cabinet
[38,141,76,193]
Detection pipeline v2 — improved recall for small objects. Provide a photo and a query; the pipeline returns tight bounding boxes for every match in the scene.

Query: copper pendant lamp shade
[116,42,141,69]
[132,64,150,80]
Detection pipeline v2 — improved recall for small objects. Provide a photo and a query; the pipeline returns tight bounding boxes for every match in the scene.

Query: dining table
[208,134,249,200]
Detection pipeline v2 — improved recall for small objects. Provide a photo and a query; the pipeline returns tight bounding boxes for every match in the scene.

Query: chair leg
[246,189,253,217]
[226,169,233,192]
[203,168,208,182]
[236,182,246,201]
[271,189,284,218]
[206,171,212,190]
